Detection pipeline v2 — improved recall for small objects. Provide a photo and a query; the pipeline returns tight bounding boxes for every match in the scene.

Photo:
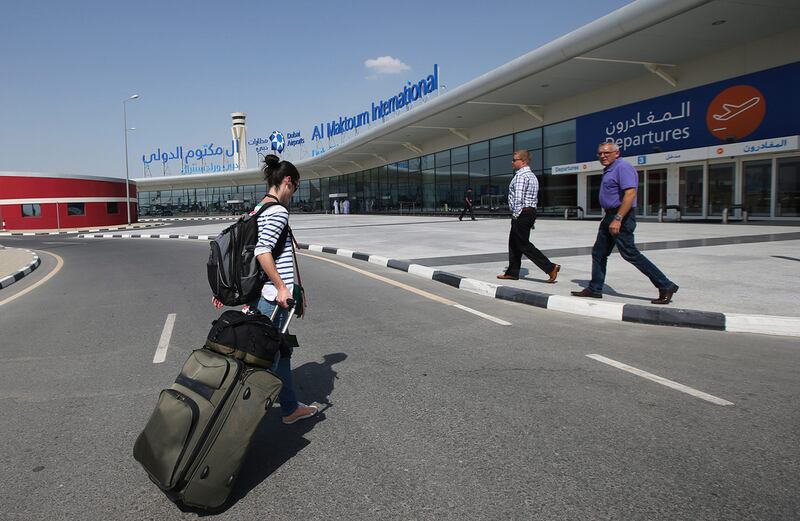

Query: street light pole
[123,94,139,225]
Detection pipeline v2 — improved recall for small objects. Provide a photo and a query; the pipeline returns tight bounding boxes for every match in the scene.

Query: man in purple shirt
[571,142,678,304]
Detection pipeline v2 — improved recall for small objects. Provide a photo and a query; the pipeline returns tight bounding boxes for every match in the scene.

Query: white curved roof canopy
[136,0,800,190]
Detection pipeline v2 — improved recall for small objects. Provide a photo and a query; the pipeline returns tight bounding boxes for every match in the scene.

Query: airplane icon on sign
[712,97,761,121]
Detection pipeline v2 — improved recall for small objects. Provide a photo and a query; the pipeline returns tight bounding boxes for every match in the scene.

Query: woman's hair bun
[262,153,299,187]
[264,154,280,170]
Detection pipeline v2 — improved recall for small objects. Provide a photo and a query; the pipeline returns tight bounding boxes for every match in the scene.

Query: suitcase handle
[270,299,295,334]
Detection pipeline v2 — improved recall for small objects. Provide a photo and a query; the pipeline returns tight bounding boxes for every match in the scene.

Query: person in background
[459,187,476,221]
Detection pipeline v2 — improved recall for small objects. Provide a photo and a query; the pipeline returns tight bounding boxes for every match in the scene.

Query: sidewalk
[0,245,41,289]
[75,215,800,336]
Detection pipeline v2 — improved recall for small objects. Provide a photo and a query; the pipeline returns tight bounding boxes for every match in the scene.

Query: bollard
[743,210,748,223]
[564,209,569,220]
[658,208,664,223]
[676,209,681,222]
[722,207,729,224]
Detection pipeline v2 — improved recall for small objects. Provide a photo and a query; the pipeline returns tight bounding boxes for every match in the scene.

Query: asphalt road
[0,236,798,520]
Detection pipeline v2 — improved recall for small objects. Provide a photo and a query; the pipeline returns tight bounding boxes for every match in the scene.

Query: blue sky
[0,0,632,178]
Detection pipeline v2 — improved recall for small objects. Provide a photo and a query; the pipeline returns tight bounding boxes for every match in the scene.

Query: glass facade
[679,165,704,216]
[743,160,772,216]
[138,183,269,216]
[777,156,800,216]
[135,115,798,221]
[708,163,735,216]
[137,119,578,215]
[646,169,667,215]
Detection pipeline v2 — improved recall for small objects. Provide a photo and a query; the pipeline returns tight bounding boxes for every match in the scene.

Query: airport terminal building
[129,0,800,221]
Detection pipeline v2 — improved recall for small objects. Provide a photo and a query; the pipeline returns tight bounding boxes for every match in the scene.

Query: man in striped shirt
[497,150,561,282]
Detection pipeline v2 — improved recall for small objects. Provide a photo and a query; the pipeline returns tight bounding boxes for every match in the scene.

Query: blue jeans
[250,296,298,417]
[588,212,674,294]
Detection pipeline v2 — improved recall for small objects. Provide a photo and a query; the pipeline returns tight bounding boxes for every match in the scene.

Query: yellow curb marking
[299,252,510,325]
[0,251,64,307]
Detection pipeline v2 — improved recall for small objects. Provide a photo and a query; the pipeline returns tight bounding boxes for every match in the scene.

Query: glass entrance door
[679,165,704,216]
[635,170,644,215]
[588,174,603,214]
[777,156,800,217]
[646,168,667,216]
[635,168,667,216]
[708,162,735,216]
[743,159,772,216]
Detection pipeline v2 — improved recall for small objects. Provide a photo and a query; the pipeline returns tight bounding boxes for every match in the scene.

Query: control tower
[231,112,247,170]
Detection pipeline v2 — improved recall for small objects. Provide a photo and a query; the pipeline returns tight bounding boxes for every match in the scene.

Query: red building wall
[0,174,137,230]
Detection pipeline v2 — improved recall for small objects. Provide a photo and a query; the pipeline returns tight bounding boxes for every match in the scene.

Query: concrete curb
[138,216,237,222]
[294,242,799,338]
[0,223,164,236]
[0,249,41,290]
[70,233,800,337]
[77,233,215,240]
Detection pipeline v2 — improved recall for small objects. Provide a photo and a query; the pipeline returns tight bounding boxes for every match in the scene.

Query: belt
[520,207,535,214]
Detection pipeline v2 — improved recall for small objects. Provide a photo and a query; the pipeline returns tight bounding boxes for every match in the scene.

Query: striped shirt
[507,166,539,218]
[252,202,294,301]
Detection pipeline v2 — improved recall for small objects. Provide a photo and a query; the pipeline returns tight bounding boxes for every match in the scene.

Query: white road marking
[586,354,734,406]
[300,252,510,326]
[153,314,177,364]
[453,304,511,326]
[0,251,64,307]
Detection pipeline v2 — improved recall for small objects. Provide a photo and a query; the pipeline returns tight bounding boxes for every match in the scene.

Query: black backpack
[207,198,290,306]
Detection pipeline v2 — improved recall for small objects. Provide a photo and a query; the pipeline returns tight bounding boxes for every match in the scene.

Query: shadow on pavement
[198,352,348,514]
[569,279,654,302]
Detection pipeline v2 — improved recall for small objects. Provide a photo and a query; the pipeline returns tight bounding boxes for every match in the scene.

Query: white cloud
[364,56,411,76]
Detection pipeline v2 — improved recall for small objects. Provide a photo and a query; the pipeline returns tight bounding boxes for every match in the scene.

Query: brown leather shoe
[496,273,519,280]
[571,288,602,298]
[547,264,561,283]
[651,284,679,305]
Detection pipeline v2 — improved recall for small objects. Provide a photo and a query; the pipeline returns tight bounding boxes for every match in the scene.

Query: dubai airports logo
[269,130,285,153]
[706,85,766,141]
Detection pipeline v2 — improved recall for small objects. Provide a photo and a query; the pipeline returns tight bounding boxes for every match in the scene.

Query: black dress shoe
[571,288,602,298]
[651,284,679,305]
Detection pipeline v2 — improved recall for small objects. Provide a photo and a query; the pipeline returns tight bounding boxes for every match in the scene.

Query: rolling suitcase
[134,304,296,510]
